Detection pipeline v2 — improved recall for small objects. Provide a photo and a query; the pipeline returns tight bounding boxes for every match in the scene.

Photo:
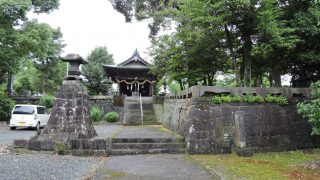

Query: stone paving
[94,154,213,180]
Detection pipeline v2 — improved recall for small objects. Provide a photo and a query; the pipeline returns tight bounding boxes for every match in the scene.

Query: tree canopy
[82,46,115,95]
[0,0,61,95]
[111,0,320,88]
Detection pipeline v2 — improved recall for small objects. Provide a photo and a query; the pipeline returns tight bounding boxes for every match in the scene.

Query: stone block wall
[156,97,320,154]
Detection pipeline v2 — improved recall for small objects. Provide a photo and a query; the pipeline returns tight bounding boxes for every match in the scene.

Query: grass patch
[188,149,320,179]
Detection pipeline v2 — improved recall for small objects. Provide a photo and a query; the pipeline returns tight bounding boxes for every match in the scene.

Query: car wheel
[10,127,16,130]
[34,122,40,131]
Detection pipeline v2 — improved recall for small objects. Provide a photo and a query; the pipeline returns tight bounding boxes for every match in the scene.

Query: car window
[44,108,49,115]
[13,106,35,114]
[37,107,45,114]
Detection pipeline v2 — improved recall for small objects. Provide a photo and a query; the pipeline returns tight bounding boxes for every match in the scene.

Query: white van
[9,104,50,131]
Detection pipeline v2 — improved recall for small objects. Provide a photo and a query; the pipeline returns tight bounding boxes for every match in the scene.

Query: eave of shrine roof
[117,49,150,67]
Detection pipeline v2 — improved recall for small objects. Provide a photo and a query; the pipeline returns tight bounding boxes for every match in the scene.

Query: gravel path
[0,154,104,180]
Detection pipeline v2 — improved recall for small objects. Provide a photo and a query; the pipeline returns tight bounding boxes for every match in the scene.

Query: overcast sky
[28,0,152,64]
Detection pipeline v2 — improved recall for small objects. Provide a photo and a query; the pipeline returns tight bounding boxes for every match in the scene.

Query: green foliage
[82,47,114,95]
[231,95,242,102]
[211,94,288,105]
[189,149,320,179]
[0,92,15,121]
[90,106,103,122]
[221,95,232,103]
[105,111,119,123]
[40,95,55,108]
[297,81,320,135]
[14,76,33,95]
[243,95,264,103]
[112,0,320,87]
[21,21,65,95]
[168,81,180,95]
[265,95,288,105]
[211,96,223,104]
[0,0,61,93]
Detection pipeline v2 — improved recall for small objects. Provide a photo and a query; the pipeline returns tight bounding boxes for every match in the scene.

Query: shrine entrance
[118,80,152,97]
[103,49,156,97]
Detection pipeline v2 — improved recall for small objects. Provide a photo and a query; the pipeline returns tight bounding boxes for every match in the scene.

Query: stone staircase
[124,97,159,125]
[110,138,187,156]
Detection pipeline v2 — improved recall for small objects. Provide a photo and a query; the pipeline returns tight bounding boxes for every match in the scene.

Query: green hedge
[211,94,288,105]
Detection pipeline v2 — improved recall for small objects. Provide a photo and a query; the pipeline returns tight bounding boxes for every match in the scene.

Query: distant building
[103,50,156,96]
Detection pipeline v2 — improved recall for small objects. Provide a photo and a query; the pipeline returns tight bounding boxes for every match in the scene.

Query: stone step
[124,122,159,126]
[124,110,155,115]
[110,148,187,156]
[112,143,186,149]
[126,103,154,109]
[125,99,153,104]
[112,138,185,143]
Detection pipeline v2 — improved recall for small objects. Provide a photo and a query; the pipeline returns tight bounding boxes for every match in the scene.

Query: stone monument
[39,53,97,140]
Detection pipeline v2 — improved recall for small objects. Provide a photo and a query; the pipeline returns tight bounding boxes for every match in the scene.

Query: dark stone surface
[39,80,97,140]
[157,97,320,154]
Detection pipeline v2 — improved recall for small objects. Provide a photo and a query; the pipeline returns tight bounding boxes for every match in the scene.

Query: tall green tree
[21,21,65,95]
[0,0,60,95]
[282,0,320,87]
[82,47,115,95]
[111,0,319,87]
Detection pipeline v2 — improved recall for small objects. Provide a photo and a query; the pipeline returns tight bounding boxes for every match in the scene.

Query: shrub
[0,92,15,121]
[90,106,103,122]
[40,95,55,108]
[211,94,287,105]
[265,95,288,105]
[243,95,264,103]
[221,95,232,103]
[275,96,288,105]
[105,111,119,122]
[231,95,242,102]
[297,81,320,135]
[211,96,223,104]
[265,94,277,103]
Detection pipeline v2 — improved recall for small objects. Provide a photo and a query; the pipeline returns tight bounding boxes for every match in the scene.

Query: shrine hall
[102,50,156,97]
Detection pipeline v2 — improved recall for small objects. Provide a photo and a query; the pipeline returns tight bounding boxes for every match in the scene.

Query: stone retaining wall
[14,138,112,156]
[155,97,320,154]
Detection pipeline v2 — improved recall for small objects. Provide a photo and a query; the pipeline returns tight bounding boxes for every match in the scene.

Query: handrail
[140,93,143,125]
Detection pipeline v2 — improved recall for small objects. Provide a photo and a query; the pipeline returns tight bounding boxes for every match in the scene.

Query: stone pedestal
[39,80,97,140]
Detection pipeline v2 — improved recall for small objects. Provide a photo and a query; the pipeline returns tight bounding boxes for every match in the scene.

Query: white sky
[28,0,152,64]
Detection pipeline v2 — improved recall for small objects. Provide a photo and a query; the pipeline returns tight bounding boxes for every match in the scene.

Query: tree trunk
[254,75,262,87]
[270,64,281,87]
[224,24,242,87]
[178,80,184,90]
[7,74,14,96]
[242,34,252,87]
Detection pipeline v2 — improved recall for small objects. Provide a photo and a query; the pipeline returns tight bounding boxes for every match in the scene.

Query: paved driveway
[0,126,36,145]
[0,125,215,180]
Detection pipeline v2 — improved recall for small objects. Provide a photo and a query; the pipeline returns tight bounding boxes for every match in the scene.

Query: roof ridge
[117,49,150,66]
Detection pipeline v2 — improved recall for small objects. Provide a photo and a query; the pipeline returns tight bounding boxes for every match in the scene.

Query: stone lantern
[38,53,97,140]
[60,53,87,80]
